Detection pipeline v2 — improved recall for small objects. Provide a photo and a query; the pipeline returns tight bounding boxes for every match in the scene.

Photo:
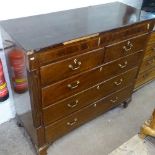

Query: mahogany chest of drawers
[0,2,155,155]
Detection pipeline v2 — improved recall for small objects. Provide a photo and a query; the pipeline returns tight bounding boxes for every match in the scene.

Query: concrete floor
[0,81,155,155]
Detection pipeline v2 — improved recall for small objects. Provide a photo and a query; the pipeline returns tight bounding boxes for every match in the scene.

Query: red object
[0,59,9,102]
[9,48,28,93]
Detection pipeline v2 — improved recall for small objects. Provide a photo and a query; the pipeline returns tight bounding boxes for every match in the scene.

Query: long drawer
[45,85,133,143]
[104,34,147,62]
[135,66,155,88]
[42,52,142,105]
[40,48,104,86]
[42,68,137,125]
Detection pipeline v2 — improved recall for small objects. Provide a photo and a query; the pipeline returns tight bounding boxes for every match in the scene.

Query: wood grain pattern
[40,48,104,86]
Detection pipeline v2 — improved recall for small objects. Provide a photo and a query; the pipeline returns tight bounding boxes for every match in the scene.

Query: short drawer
[139,56,155,73]
[104,34,147,62]
[40,48,104,86]
[43,68,137,125]
[42,52,142,105]
[135,67,155,88]
[45,85,133,143]
[38,36,99,65]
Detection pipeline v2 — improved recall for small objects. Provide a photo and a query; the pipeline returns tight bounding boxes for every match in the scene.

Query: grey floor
[0,81,155,155]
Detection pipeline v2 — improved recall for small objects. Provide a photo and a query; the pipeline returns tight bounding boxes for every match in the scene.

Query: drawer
[100,22,149,46]
[38,36,99,65]
[43,68,137,125]
[45,85,133,143]
[40,48,104,86]
[139,56,155,73]
[42,52,142,105]
[104,34,147,62]
[135,67,155,88]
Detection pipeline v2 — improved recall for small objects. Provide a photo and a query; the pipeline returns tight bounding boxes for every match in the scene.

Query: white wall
[0,0,143,20]
[0,0,143,124]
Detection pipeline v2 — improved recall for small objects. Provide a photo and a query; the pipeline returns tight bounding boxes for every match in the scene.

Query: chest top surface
[0,2,155,52]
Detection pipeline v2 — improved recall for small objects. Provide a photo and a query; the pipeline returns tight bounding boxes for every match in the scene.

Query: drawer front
[43,68,137,125]
[40,48,104,86]
[42,52,142,105]
[135,67,155,88]
[104,34,147,62]
[139,56,155,73]
[38,36,99,65]
[45,85,133,143]
[100,22,149,46]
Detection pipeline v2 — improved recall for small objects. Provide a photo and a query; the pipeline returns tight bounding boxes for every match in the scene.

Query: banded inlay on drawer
[42,52,142,105]
[45,85,133,142]
[100,23,149,46]
[38,36,99,65]
[40,48,104,86]
[104,34,148,62]
[42,67,137,125]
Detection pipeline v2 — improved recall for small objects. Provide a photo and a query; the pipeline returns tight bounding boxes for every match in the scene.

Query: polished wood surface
[38,36,99,65]
[1,2,153,51]
[1,2,154,155]
[40,48,104,86]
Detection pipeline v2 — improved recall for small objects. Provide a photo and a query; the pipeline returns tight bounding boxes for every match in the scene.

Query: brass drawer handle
[67,100,79,108]
[110,97,118,103]
[123,41,133,52]
[118,61,128,69]
[67,118,78,126]
[68,59,81,70]
[67,80,80,89]
[114,78,123,86]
